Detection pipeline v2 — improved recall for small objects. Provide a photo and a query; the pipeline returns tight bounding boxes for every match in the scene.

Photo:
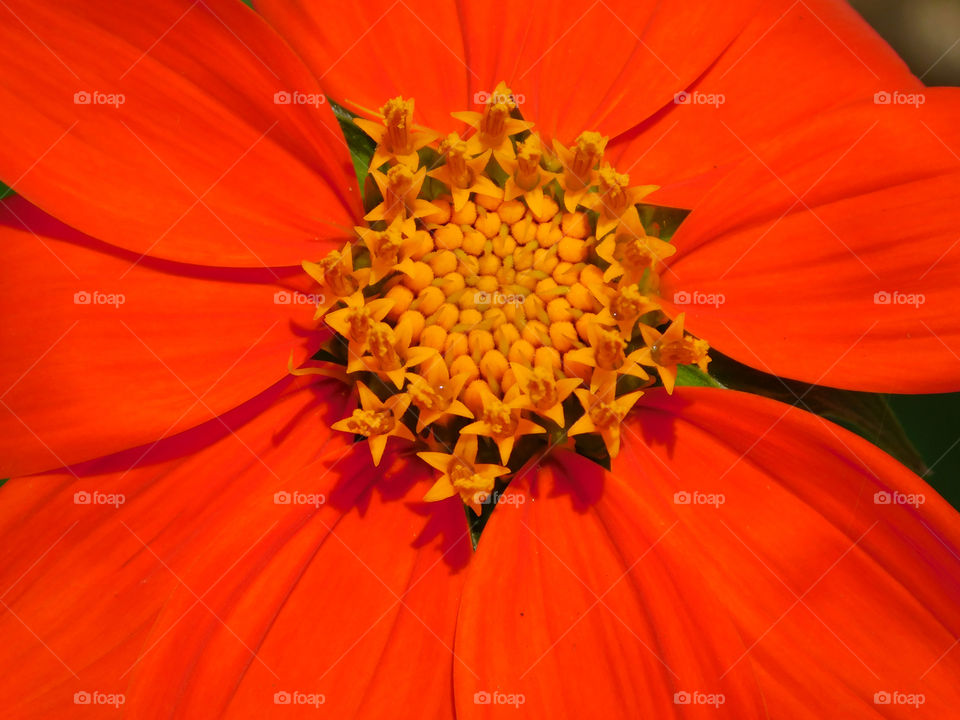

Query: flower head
[2,1,960,718]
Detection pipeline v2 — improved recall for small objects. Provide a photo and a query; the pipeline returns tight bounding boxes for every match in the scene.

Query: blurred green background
[852,0,960,506]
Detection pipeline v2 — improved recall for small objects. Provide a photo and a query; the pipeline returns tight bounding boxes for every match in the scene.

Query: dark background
[853,0,960,86]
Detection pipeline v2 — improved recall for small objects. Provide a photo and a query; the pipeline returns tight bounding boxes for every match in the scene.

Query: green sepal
[675,365,724,389]
[330,100,377,197]
[636,203,689,243]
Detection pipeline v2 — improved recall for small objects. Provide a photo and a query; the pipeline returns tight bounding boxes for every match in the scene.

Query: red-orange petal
[609,0,921,209]
[0,0,359,267]
[255,0,469,133]
[455,388,960,718]
[0,377,470,718]
[662,90,960,393]
[0,197,324,478]
[459,0,762,145]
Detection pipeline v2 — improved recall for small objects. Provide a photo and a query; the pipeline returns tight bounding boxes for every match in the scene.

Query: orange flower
[1,1,960,718]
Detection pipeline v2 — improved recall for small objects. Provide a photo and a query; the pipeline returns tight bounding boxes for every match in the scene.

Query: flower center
[300,82,712,514]
[381,97,414,155]
[652,337,710,367]
[438,133,474,188]
[515,135,542,190]
[610,287,643,322]
[449,458,493,501]
[367,324,403,371]
[594,328,627,370]
[346,307,373,343]
[589,401,620,429]
[382,166,415,218]
[315,251,359,297]
[568,132,606,188]
[597,166,630,216]
[482,104,510,141]
[526,366,557,410]
[345,408,396,436]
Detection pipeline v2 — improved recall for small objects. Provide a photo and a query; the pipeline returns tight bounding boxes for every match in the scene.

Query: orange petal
[255,0,469,132]
[456,388,960,717]
[0,0,359,266]
[0,377,471,717]
[662,91,960,392]
[0,198,324,477]
[125,454,469,716]
[459,0,761,145]
[609,0,921,208]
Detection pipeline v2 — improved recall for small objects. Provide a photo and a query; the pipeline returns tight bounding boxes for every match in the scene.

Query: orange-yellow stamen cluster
[302,84,711,513]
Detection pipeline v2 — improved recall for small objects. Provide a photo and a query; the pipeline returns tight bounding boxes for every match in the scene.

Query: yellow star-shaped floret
[353,320,437,389]
[595,206,676,286]
[581,165,657,239]
[331,382,414,466]
[355,215,419,283]
[365,164,436,223]
[564,321,649,391]
[553,131,607,212]
[324,294,395,363]
[417,434,511,515]
[427,133,501,212]
[587,282,661,338]
[352,96,438,170]
[301,243,371,320]
[451,82,533,167]
[460,384,545,464]
[635,313,710,394]
[567,382,644,459]
[510,363,581,427]
[405,361,473,432]
[502,133,555,218]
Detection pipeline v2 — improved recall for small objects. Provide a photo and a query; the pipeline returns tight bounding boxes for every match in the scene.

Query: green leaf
[707,353,927,476]
[0,181,14,200]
